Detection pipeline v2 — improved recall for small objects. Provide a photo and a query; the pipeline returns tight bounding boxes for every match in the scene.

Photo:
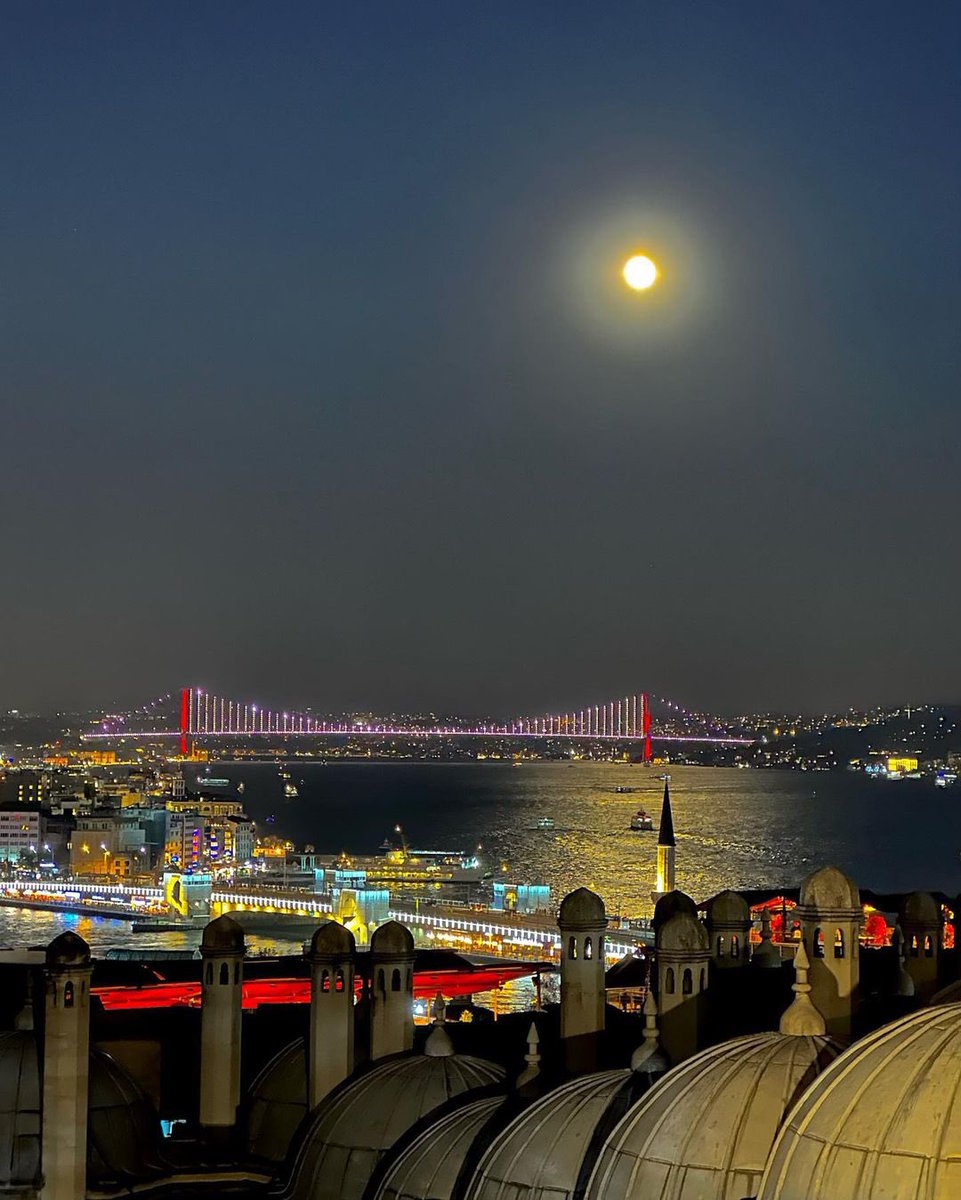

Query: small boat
[614,785,639,794]
[630,810,654,831]
[284,783,299,798]
[535,817,555,830]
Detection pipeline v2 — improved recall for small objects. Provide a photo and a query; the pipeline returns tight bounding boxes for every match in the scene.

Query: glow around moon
[623,254,658,290]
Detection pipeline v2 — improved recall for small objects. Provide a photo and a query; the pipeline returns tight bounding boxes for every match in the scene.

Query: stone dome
[758,1003,961,1199]
[370,921,416,957]
[652,891,697,933]
[558,888,607,930]
[656,911,709,953]
[311,920,356,957]
[899,890,940,925]
[587,1032,841,1200]
[45,930,90,967]
[201,913,245,953]
[287,1051,504,1200]
[798,865,859,913]
[705,890,750,927]
[246,1038,308,1163]
[465,1069,644,1200]
[0,1030,162,1189]
[373,1095,503,1200]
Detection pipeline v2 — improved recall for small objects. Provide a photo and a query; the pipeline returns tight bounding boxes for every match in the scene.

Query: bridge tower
[179,687,190,757]
[642,691,652,762]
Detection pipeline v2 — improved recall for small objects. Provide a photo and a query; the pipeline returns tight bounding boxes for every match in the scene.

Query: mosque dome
[705,890,750,926]
[758,1003,961,1199]
[465,1069,645,1200]
[246,1039,308,1163]
[586,1032,841,1200]
[0,1030,162,1189]
[201,913,245,953]
[287,1051,504,1200]
[798,865,860,913]
[559,888,607,930]
[373,1095,503,1200]
[652,891,697,933]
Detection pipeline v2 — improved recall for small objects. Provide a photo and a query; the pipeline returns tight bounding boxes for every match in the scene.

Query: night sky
[2,4,959,716]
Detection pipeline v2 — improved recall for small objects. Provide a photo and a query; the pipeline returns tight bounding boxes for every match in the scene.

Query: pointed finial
[894,925,915,997]
[779,940,826,1036]
[631,988,662,1070]
[517,1021,541,1089]
[752,906,781,968]
[431,991,447,1025]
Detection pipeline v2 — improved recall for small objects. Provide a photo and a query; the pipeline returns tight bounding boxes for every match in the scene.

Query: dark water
[205,761,960,910]
[1,763,957,954]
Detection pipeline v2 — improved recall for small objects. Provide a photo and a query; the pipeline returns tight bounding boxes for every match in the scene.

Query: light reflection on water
[1,763,957,956]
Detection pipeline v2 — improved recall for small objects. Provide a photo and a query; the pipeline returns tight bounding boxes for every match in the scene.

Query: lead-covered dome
[373,1095,503,1200]
[587,1032,841,1200]
[0,1031,163,1189]
[758,1003,961,1199]
[465,1069,644,1200]
[287,1052,504,1200]
[246,1038,308,1163]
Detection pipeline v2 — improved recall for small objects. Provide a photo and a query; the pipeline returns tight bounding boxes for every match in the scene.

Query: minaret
[199,914,245,1131]
[41,931,92,1200]
[795,865,861,1038]
[652,782,676,901]
[369,921,415,1060]
[558,887,607,1073]
[308,921,356,1108]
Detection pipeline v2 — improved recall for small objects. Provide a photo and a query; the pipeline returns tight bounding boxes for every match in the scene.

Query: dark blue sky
[2,3,959,715]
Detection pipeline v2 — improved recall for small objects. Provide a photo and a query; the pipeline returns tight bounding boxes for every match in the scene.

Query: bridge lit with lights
[82,687,754,757]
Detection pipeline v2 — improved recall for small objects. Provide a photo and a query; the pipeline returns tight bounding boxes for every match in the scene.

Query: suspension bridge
[83,687,753,758]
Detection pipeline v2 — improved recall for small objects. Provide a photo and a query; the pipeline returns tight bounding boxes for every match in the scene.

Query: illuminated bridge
[83,687,753,758]
[0,880,649,964]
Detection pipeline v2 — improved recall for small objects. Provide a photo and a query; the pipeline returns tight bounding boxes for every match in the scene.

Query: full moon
[623,254,658,290]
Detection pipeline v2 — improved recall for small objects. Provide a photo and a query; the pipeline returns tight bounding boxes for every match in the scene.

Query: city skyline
[3,4,959,715]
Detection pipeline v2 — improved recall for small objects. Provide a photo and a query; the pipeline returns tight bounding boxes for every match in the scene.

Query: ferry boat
[284,782,299,798]
[331,827,489,887]
[630,809,654,831]
[535,817,555,830]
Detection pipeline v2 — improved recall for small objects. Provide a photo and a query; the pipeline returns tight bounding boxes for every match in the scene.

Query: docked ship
[326,828,489,890]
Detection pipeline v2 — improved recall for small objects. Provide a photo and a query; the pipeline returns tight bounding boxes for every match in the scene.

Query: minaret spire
[657,781,675,847]
[652,781,676,899]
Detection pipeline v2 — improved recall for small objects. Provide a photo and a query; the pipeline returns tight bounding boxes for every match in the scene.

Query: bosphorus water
[1,763,958,953]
